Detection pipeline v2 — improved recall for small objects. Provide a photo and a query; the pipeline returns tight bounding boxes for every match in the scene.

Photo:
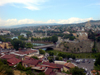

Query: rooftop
[7,57,21,66]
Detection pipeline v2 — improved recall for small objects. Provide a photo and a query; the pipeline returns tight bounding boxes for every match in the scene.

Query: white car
[93,59,96,62]
[69,58,73,60]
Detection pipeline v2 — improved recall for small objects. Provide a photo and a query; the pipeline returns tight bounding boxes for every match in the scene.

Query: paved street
[72,59,95,75]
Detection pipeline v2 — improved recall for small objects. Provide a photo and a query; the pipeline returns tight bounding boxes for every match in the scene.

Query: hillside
[59,40,100,53]
[1,20,100,29]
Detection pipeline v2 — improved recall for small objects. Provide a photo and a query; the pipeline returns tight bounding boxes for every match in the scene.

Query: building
[1,54,15,60]
[90,70,100,75]
[0,42,13,49]
[7,57,21,66]
[63,31,70,34]
[22,58,41,68]
[0,30,11,35]
[75,28,88,40]
[10,49,39,60]
[54,61,66,65]
[63,62,76,72]
[20,33,27,38]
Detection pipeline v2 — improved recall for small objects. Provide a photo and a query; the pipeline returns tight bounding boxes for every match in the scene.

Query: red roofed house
[22,58,41,68]
[42,62,63,75]
[45,68,53,75]
[31,64,46,72]
[1,54,15,60]
[7,57,21,67]
[63,62,76,72]
[91,70,100,75]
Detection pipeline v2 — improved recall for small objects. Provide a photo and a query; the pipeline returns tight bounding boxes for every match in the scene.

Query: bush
[0,60,14,75]
[49,51,54,56]
[39,49,45,55]
[69,67,85,75]
[37,72,45,75]
[31,56,38,60]
[5,68,14,75]
[16,63,24,70]
[26,70,34,75]
[48,56,53,62]
[59,57,63,60]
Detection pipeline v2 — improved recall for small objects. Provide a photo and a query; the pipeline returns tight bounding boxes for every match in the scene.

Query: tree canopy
[51,35,58,43]
[68,67,85,75]
[11,39,26,50]
[94,53,100,66]
[39,49,45,55]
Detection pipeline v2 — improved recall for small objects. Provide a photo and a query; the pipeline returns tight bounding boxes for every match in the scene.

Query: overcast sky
[0,0,100,26]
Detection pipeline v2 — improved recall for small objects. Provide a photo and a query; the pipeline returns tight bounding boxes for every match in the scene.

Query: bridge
[34,44,55,49]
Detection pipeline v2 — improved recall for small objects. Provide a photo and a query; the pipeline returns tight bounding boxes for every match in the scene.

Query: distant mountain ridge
[0,20,100,29]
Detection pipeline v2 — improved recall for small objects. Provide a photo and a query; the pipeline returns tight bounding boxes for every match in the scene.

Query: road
[72,59,95,75]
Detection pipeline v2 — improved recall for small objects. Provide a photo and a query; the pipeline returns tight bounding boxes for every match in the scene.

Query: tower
[85,20,91,28]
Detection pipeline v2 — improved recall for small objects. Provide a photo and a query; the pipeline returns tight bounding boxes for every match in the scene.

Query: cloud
[0,17,93,26]
[0,0,47,10]
[57,17,93,24]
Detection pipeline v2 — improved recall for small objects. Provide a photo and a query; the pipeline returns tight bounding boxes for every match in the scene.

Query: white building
[20,33,27,38]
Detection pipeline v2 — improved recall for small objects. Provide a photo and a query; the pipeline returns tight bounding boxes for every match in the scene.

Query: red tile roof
[7,57,21,66]
[15,51,26,54]
[22,58,40,66]
[50,72,56,75]
[1,54,15,59]
[15,50,37,55]
[25,50,37,54]
[45,68,53,75]
[42,62,62,69]
[64,63,75,68]
[91,70,100,75]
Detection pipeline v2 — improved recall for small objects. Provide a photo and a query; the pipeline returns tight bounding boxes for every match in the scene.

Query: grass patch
[46,50,100,58]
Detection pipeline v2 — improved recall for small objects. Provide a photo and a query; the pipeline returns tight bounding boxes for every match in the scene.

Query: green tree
[51,35,58,43]
[26,43,33,48]
[18,35,27,40]
[31,56,38,60]
[94,65,100,71]
[94,53,100,66]
[0,60,14,75]
[48,57,53,62]
[26,70,34,75]
[88,30,95,41]
[37,72,45,75]
[69,67,85,75]
[26,31,32,38]
[55,56,59,60]
[69,36,75,41]
[49,51,54,56]
[16,63,24,70]
[5,68,14,75]
[59,56,63,60]
[58,52,66,58]
[97,36,100,42]
[92,41,97,53]
[39,49,45,55]
[11,39,26,50]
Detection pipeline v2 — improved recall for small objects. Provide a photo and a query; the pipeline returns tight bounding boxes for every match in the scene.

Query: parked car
[93,59,96,62]
[82,59,85,63]
[75,60,80,64]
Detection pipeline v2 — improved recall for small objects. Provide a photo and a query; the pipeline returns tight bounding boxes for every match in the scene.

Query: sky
[0,0,100,26]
